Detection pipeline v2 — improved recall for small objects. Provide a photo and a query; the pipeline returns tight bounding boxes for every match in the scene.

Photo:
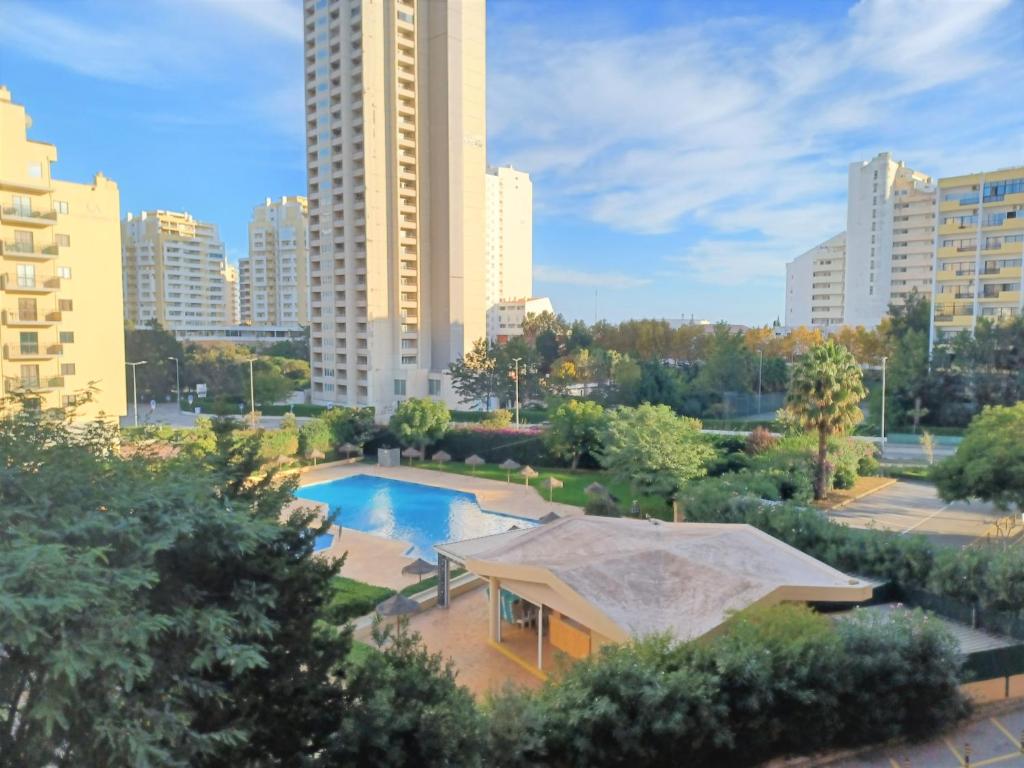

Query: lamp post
[246,357,257,428]
[167,356,180,410]
[511,357,522,429]
[126,360,147,427]
[880,356,888,457]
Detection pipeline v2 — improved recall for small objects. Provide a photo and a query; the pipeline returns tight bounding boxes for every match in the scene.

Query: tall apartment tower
[303,0,487,416]
[122,210,232,331]
[785,233,846,328]
[930,166,1024,349]
[242,196,310,327]
[484,165,532,338]
[0,86,126,420]
[238,258,252,323]
[223,263,240,325]
[844,152,936,327]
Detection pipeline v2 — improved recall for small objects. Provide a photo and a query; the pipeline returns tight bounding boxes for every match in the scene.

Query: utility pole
[880,355,888,457]
[126,361,147,427]
[511,357,522,428]
[168,356,180,410]
[246,357,257,428]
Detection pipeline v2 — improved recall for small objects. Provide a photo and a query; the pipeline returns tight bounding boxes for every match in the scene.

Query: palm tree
[786,340,867,500]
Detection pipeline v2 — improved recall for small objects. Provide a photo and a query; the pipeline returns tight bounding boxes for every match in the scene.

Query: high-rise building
[0,86,126,420]
[484,165,532,338]
[244,196,310,327]
[303,0,486,417]
[844,152,935,326]
[784,152,935,329]
[223,263,240,325]
[122,210,232,331]
[238,257,252,324]
[785,233,846,328]
[930,166,1024,349]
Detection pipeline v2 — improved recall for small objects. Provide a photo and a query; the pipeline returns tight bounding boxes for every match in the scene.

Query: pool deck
[289,463,581,591]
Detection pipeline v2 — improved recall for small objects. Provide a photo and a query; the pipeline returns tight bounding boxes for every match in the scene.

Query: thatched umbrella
[307,448,325,466]
[520,465,538,487]
[431,449,452,466]
[401,557,437,583]
[339,442,360,459]
[376,593,421,637]
[499,458,521,483]
[465,454,484,474]
[539,511,561,524]
[401,446,422,466]
[584,481,609,497]
[540,476,564,501]
[273,454,292,468]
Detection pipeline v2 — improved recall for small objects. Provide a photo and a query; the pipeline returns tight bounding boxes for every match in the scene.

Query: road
[120,402,310,430]
[830,480,1016,549]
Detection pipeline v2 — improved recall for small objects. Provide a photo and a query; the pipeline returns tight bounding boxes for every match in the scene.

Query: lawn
[325,576,395,623]
[415,461,670,519]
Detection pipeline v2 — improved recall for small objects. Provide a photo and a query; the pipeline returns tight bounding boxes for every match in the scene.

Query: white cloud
[490,0,1024,283]
[535,265,652,289]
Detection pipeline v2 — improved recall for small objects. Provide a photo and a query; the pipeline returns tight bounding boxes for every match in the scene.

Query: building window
[55,234,70,247]
[59,331,74,344]
[58,266,72,279]
[27,163,42,178]
[428,379,441,396]
[14,230,33,251]
[62,395,78,407]
[61,363,76,376]
[58,299,73,312]
[16,264,35,288]
[394,379,406,396]
[53,201,69,214]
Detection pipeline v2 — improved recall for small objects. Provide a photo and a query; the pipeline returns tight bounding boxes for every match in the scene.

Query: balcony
[0,241,59,261]
[4,375,64,393]
[3,343,61,361]
[2,309,61,326]
[0,208,57,227]
[0,273,61,293]
[0,176,53,194]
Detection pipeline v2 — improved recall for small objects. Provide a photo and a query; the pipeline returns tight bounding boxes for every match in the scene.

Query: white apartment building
[785,153,935,329]
[489,297,553,344]
[224,263,240,325]
[485,165,533,339]
[844,152,935,326]
[242,196,310,327]
[304,0,487,418]
[238,258,252,324]
[122,210,232,330]
[785,233,846,328]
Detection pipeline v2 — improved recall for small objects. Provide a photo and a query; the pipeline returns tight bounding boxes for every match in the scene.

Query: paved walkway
[833,705,1024,767]
[388,585,543,698]
[828,480,1015,548]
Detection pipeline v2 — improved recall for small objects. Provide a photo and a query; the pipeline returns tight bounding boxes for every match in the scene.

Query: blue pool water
[295,474,532,562]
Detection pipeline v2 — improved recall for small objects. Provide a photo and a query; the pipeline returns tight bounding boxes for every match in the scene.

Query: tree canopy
[544,399,606,470]
[389,398,451,451]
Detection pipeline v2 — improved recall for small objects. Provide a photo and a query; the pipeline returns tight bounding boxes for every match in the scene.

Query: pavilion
[434,516,872,673]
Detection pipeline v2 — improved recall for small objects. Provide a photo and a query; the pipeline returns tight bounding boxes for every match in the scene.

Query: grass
[326,576,395,623]
[348,640,378,664]
[399,568,468,597]
[881,464,935,482]
[415,461,670,519]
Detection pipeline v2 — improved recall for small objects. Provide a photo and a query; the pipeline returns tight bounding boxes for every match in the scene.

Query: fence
[719,392,785,419]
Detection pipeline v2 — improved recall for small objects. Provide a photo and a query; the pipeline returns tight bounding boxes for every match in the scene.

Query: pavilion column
[488,576,501,642]
[537,604,544,670]
[437,554,450,608]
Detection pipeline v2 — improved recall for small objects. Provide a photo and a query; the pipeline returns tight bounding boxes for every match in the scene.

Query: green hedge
[323,577,395,624]
[430,427,568,467]
[451,408,548,424]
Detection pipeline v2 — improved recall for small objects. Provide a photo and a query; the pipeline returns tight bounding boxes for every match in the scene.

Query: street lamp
[125,360,147,427]
[167,356,180,410]
[880,356,888,457]
[757,349,764,415]
[245,357,257,428]
[511,357,522,428]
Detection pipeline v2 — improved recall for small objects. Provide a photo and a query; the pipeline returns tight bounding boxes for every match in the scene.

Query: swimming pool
[295,474,532,562]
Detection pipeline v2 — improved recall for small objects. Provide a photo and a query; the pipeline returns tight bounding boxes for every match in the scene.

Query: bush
[487,604,966,767]
[323,576,395,624]
[299,417,333,458]
[584,494,622,517]
[482,408,513,428]
[433,425,563,467]
[745,426,778,455]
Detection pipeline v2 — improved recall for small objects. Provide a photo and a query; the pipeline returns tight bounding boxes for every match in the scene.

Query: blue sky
[2,0,1022,325]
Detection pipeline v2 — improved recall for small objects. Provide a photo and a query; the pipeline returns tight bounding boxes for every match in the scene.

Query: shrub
[323,576,395,624]
[745,426,778,455]
[584,494,622,517]
[482,408,513,428]
[433,425,562,467]
[299,417,333,458]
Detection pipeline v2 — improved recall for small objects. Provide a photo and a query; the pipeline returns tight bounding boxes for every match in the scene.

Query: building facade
[122,210,232,331]
[785,233,846,328]
[223,263,240,325]
[0,86,126,420]
[303,0,487,418]
[930,166,1024,348]
[484,165,532,338]
[488,296,553,344]
[238,258,252,324]
[243,196,310,327]
[844,152,935,327]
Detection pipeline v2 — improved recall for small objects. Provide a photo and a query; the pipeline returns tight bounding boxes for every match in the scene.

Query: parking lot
[829,481,1016,548]
[834,706,1024,767]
